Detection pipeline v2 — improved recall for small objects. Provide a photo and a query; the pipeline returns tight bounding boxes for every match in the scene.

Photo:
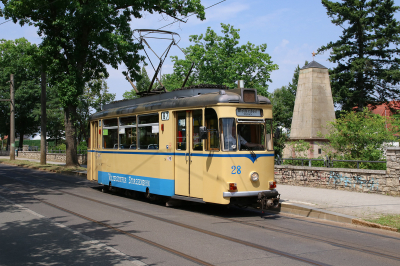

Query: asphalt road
[1,164,400,266]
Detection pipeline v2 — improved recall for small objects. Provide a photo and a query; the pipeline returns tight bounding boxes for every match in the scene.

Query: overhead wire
[156,0,228,31]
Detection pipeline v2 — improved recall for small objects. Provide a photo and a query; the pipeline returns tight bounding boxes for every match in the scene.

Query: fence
[15,147,87,155]
[275,155,386,169]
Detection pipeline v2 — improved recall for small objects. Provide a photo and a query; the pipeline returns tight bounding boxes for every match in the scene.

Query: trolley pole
[10,74,15,160]
[40,67,47,165]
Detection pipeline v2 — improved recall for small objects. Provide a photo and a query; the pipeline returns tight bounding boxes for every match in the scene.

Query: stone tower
[288,61,336,158]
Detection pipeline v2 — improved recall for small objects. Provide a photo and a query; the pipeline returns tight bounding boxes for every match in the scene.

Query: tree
[162,23,278,96]
[0,38,41,148]
[321,108,399,166]
[1,0,205,166]
[123,66,151,99]
[76,77,115,145]
[318,0,400,111]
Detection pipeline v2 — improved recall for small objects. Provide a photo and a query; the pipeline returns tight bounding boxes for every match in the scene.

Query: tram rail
[1,166,400,265]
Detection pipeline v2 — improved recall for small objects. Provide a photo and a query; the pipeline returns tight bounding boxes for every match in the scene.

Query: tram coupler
[258,190,280,210]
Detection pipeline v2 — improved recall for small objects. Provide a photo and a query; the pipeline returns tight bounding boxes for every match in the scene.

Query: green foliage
[272,128,288,158]
[367,215,400,231]
[1,0,205,165]
[77,141,87,150]
[54,143,66,151]
[321,108,399,166]
[162,23,278,95]
[123,66,151,99]
[318,0,400,110]
[14,139,40,147]
[0,38,41,147]
[76,76,115,144]
[286,140,312,158]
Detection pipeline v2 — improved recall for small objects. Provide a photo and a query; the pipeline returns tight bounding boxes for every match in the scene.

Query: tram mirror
[199,126,208,140]
[274,128,281,139]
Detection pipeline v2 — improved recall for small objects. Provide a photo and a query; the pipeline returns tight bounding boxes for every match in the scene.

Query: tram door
[90,121,99,181]
[175,110,204,198]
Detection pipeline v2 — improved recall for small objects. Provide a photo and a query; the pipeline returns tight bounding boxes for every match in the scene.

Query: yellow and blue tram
[87,86,279,209]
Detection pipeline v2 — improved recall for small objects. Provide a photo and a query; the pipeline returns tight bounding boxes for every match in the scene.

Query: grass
[0,159,87,175]
[367,215,400,232]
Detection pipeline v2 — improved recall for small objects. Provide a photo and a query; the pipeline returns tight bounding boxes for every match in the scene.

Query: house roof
[368,101,400,117]
[301,61,328,70]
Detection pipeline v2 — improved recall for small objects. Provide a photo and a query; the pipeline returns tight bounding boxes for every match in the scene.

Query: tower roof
[301,61,327,70]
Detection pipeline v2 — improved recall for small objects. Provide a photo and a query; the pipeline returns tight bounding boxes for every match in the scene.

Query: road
[0,163,399,266]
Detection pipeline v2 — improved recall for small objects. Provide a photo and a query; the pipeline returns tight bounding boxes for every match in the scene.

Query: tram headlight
[250,172,259,182]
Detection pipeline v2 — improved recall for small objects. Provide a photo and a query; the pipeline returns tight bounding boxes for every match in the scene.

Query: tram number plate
[161,111,169,121]
[236,108,261,117]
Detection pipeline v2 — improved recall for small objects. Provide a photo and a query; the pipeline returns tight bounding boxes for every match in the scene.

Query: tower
[287,61,335,158]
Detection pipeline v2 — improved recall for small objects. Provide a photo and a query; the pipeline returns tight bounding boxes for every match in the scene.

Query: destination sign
[236,108,262,117]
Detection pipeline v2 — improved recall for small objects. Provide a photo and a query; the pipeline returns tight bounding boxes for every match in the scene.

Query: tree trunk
[64,105,79,166]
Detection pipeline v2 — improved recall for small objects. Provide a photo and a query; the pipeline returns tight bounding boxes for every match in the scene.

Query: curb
[279,202,354,224]
[278,201,398,232]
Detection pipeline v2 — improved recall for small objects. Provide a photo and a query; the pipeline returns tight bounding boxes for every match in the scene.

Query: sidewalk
[278,184,400,220]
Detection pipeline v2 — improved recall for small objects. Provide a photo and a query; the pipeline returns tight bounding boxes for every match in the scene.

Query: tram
[87,85,280,209]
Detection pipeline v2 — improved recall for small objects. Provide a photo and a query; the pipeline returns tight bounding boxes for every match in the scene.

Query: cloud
[273,39,290,53]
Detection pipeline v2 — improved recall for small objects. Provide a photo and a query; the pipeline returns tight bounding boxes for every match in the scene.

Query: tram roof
[90,87,271,121]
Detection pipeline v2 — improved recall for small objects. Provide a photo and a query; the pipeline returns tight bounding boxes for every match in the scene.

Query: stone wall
[16,151,87,165]
[275,147,400,196]
[0,150,10,156]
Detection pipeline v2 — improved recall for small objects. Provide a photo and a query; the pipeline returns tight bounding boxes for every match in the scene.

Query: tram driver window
[103,118,118,149]
[205,108,219,151]
[237,123,265,151]
[138,114,159,150]
[119,116,136,149]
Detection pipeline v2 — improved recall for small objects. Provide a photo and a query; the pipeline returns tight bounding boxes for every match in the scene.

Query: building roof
[369,101,400,117]
[301,61,328,70]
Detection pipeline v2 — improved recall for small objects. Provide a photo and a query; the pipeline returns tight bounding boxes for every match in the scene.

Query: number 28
[231,166,241,174]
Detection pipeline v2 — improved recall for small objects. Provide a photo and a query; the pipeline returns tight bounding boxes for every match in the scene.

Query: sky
[1,0,400,101]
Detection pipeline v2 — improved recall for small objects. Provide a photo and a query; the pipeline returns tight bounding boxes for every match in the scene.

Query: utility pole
[10,74,15,160]
[40,67,47,165]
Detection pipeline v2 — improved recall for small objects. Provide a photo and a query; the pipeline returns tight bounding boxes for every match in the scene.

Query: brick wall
[274,147,400,196]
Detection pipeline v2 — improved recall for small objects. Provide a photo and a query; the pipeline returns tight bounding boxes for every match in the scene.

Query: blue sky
[1,0,400,100]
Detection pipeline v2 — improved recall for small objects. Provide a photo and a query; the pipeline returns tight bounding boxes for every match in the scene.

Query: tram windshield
[221,119,273,151]
[237,123,265,151]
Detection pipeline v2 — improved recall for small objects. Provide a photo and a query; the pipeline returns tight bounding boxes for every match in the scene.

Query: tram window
[205,108,219,151]
[176,111,186,150]
[138,114,159,150]
[266,120,273,151]
[103,118,118,149]
[237,123,265,151]
[220,118,237,151]
[119,116,136,149]
[192,110,203,151]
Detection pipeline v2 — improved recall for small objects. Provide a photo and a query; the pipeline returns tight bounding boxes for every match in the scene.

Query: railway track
[1,166,400,265]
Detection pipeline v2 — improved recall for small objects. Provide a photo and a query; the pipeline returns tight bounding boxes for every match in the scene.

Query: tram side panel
[96,112,175,197]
